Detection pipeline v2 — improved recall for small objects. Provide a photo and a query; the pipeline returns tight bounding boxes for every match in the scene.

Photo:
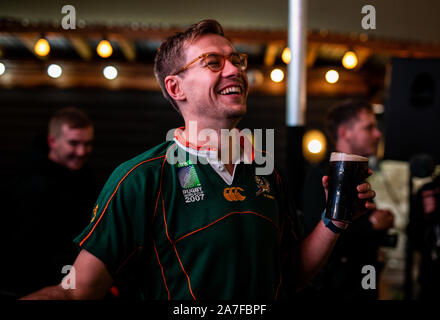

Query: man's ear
[165,75,186,102]
[337,125,349,141]
[47,134,56,149]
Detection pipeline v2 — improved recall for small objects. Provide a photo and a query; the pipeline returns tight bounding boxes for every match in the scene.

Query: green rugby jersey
[74,136,302,300]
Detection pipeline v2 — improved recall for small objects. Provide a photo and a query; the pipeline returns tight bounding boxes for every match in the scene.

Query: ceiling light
[302,129,327,163]
[308,139,322,154]
[281,47,291,64]
[34,38,50,57]
[97,40,113,58]
[325,70,339,84]
[270,68,284,83]
[47,64,62,78]
[103,65,118,80]
[342,51,358,69]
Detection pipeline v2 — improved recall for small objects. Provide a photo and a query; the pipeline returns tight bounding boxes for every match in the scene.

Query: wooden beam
[14,32,46,59]
[352,46,372,70]
[113,36,136,62]
[308,31,440,58]
[264,43,278,67]
[264,42,283,67]
[68,36,93,61]
[306,43,320,68]
[3,15,440,59]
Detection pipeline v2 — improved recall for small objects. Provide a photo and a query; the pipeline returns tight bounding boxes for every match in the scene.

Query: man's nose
[222,59,241,76]
[75,145,86,156]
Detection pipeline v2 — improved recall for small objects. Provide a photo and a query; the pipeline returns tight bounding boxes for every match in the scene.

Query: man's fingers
[322,176,328,188]
[357,182,371,193]
[358,190,376,199]
[365,201,376,210]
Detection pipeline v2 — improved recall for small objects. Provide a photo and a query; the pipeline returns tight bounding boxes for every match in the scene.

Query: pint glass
[325,152,369,223]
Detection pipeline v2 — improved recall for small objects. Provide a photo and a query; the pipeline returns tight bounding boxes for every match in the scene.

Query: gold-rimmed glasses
[173,52,248,75]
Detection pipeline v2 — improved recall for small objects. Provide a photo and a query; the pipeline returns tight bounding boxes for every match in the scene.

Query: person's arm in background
[20,249,113,300]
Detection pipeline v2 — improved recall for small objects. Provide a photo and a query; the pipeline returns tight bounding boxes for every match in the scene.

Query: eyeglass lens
[205,53,246,71]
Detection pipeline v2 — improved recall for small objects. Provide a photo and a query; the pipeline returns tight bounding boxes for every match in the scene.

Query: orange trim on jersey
[153,143,178,222]
[174,126,217,151]
[152,237,171,300]
[174,211,280,244]
[115,245,143,275]
[153,155,168,222]
[172,241,197,300]
[78,155,166,247]
[273,167,282,185]
[162,190,197,300]
[174,127,256,161]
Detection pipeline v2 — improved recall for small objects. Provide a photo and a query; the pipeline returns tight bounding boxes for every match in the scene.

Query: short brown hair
[48,107,93,137]
[325,99,374,144]
[153,19,225,112]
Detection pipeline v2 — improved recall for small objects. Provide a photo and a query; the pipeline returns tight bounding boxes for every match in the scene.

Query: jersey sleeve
[73,163,154,278]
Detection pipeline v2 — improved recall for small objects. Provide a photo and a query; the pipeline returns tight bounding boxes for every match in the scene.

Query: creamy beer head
[326,152,369,223]
[330,152,368,162]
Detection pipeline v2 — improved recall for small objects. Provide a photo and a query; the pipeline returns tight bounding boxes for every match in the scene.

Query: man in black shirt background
[300,99,394,300]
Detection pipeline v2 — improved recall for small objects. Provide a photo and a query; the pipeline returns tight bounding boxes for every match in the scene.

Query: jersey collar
[173,127,255,164]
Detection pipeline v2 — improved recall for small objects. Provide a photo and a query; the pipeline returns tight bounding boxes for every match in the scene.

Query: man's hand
[322,168,376,227]
[355,178,377,215]
[369,209,394,231]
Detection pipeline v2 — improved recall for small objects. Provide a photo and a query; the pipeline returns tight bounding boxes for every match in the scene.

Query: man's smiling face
[177,34,249,123]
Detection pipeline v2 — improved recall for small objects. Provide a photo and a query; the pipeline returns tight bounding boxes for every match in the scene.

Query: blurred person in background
[414,172,440,300]
[0,107,98,298]
[300,99,394,300]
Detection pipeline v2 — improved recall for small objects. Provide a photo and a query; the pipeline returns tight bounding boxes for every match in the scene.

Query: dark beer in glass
[325,152,369,223]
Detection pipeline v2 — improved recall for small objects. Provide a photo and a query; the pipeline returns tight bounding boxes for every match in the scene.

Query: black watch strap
[321,210,346,234]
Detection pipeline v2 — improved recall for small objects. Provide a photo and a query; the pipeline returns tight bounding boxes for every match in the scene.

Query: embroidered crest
[255,176,274,199]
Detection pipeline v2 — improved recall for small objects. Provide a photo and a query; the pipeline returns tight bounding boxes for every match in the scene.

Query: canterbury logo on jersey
[224,187,246,201]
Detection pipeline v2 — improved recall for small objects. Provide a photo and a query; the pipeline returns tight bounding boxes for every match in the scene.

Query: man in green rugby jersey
[22,19,376,300]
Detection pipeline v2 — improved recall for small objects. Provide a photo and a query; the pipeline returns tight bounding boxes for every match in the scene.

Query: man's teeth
[219,86,242,95]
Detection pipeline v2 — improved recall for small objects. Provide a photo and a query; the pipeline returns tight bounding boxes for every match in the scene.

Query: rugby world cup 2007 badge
[176,161,205,203]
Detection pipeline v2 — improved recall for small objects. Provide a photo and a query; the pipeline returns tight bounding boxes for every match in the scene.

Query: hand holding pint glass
[325,152,375,224]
